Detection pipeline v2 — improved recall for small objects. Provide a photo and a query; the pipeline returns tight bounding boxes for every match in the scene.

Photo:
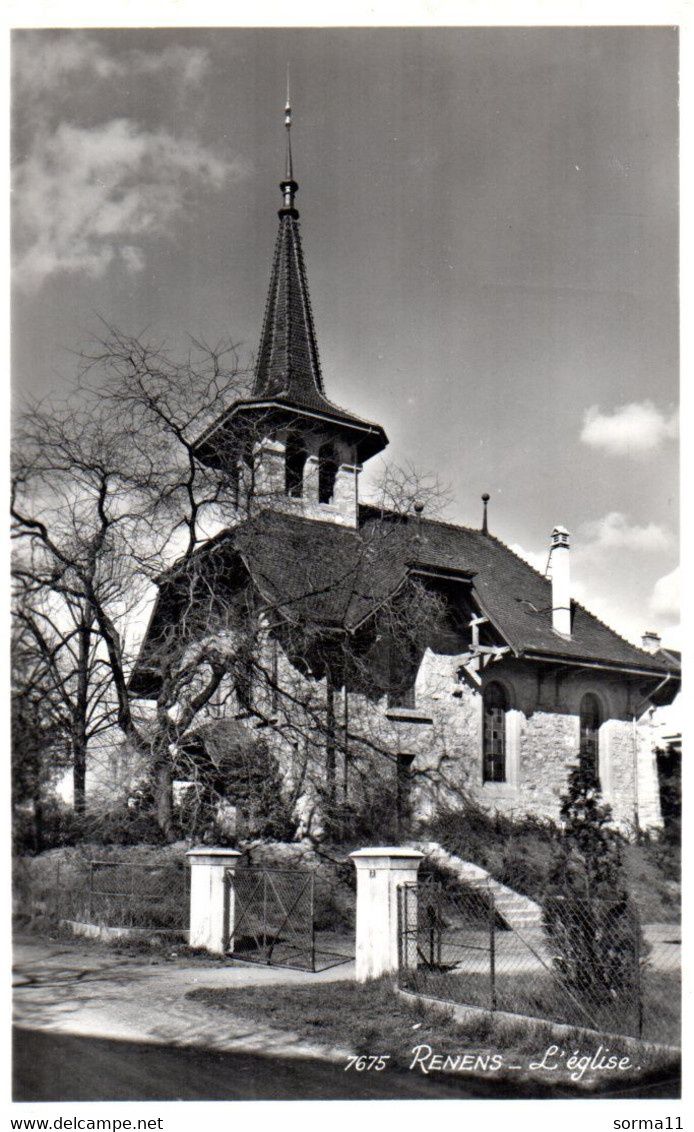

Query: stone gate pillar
[350,847,423,983]
[186,848,242,954]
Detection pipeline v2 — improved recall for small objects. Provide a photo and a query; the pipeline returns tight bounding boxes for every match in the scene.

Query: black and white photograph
[9,14,682,1116]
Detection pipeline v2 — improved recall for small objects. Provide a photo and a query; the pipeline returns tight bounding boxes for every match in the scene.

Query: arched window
[580,693,601,784]
[318,442,339,504]
[285,432,307,498]
[483,681,507,783]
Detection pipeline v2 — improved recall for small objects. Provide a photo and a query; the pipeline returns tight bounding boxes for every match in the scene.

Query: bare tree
[12,325,455,843]
[370,459,453,520]
[11,622,73,850]
[12,398,138,812]
[12,328,248,825]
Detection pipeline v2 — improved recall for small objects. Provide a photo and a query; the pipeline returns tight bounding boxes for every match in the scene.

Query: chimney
[641,630,662,655]
[550,526,571,636]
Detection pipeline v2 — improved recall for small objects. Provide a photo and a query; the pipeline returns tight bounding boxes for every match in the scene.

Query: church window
[579,692,601,784]
[318,442,339,504]
[483,681,507,783]
[285,431,307,497]
[386,640,418,710]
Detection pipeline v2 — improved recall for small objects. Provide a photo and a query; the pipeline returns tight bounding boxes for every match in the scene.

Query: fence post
[634,907,643,1040]
[262,871,268,958]
[436,888,442,967]
[186,848,242,954]
[310,874,316,973]
[489,885,497,1011]
[350,847,423,983]
[88,862,94,922]
[397,885,404,971]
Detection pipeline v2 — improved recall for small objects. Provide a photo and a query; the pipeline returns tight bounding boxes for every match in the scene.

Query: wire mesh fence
[13,855,62,920]
[13,855,190,935]
[398,877,680,1048]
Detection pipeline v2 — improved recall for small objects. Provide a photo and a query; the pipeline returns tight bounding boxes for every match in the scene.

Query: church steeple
[252,89,325,405]
[193,90,388,527]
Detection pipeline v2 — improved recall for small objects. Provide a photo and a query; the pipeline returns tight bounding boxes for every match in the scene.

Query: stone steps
[414,840,544,932]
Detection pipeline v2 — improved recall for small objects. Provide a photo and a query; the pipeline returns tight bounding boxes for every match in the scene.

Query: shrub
[425,798,558,900]
[13,797,83,855]
[318,776,403,845]
[175,721,296,843]
[543,763,643,1017]
[80,784,166,846]
[312,886,354,933]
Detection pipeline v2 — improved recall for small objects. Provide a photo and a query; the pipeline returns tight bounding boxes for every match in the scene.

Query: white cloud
[649,567,680,621]
[509,542,548,576]
[13,119,242,291]
[13,32,209,98]
[120,246,146,273]
[129,45,209,85]
[580,401,678,456]
[509,527,681,647]
[13,33,119,95]
[578,511,671,553]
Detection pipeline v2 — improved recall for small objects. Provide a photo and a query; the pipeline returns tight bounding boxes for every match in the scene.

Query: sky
[11,26,680,650]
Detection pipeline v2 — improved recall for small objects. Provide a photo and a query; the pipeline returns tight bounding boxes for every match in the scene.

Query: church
[131,98,680,836]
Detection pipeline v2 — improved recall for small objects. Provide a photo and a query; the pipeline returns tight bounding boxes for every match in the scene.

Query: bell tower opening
[285,431,307,498]
[191,90,388,529]
[318,442,338,504]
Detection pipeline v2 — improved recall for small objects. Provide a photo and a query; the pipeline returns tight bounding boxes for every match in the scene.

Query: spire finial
[280,67,298,217]
[481,493,490,534]
[284,64,293,181]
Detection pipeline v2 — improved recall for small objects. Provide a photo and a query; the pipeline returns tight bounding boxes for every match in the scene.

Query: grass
[401,967,680,1047]
[187,978,679,1093]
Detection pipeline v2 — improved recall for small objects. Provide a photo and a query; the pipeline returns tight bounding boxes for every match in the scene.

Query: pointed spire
[253,209,324,399]
[280,67,298,218]
[243,88,388,465]
[253,84,323,399]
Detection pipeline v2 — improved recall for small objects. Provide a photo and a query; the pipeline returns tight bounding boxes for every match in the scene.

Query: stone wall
[244,429,361,527]
[219,635,663,835]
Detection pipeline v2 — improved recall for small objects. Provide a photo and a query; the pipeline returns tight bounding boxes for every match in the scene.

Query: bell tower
[193,90,388,527]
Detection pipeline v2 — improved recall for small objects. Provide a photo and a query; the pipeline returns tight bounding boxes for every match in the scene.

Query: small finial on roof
[279,68,298,216]
[284,65,293,180]
[481,493,490,534]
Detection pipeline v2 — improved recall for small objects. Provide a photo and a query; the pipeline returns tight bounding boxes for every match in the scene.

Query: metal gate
[227,867,317,971]
[398,875,499,995]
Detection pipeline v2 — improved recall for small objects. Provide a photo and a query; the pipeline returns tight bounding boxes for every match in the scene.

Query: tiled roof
[368,513,681,674]
[133,508,680,687]
[192,213,387,464]
[235,509,679,674]
[251,215,385,434]
[254,214,324,403]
